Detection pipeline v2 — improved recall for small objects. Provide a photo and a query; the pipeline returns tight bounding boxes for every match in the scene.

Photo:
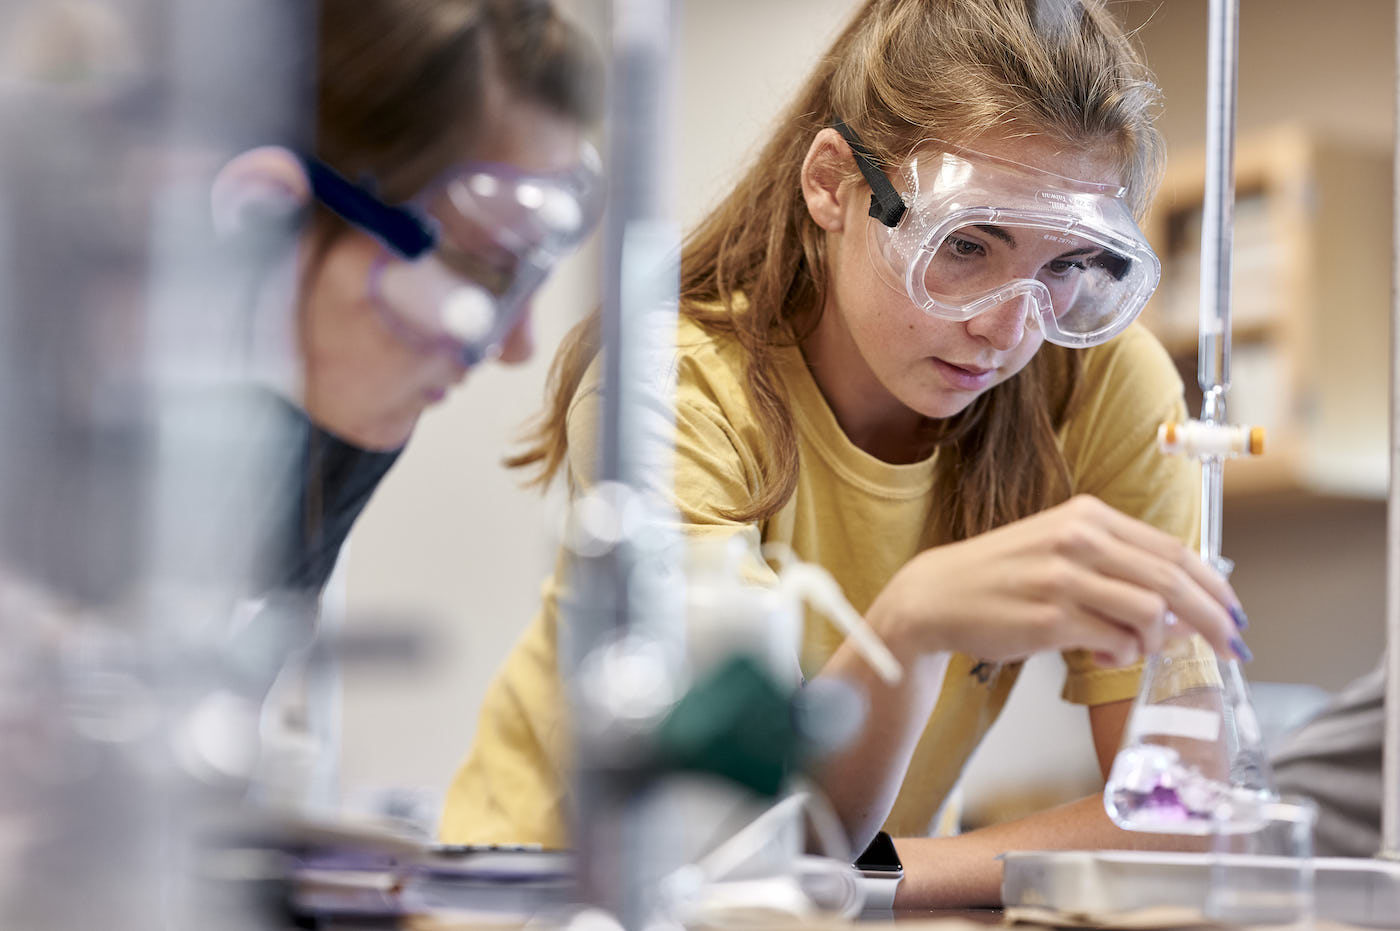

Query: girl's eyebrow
[968,226,1102,261]
[971,223,1017,247]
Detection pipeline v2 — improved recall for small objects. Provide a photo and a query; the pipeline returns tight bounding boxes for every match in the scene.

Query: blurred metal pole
[1383,0,1400,863]
[569,0,681,926]
[597,8,676,489]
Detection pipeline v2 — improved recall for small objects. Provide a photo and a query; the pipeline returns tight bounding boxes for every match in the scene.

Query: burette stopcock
[1157,421,1265,459]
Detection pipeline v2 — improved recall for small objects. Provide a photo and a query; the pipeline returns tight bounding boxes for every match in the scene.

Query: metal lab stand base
[1001,849,1400,928]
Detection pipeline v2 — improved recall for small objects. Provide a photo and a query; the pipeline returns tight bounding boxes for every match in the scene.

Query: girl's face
[806,132,1123,453]
[300,88,586,451]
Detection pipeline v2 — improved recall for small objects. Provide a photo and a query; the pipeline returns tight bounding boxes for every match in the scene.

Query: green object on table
[651,654,801,797]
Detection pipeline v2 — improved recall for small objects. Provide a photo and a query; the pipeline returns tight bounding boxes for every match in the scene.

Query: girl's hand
[868,494,1246,667]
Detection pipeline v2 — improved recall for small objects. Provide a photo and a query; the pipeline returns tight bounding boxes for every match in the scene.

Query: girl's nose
[496,303,535,364]
[963,291,1033,351]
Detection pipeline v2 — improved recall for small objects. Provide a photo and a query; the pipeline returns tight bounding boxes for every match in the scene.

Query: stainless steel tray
[1001,850,1400,928]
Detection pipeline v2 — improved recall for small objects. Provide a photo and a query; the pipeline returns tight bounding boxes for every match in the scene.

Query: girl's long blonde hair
[512,0,1163,542]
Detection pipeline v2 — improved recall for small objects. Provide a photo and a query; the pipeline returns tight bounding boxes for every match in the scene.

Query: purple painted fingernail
[1230,636,1253,663]
[1229,605,1249,630]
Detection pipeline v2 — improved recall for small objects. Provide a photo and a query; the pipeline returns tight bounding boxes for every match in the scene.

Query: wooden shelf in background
[1141,125,1391,504]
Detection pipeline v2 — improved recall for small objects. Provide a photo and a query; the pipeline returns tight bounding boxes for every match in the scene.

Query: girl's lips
[423,386,448,403]
[931,357,996,391]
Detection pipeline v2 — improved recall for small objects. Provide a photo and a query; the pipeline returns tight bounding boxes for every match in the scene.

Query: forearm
[894,793,1205,908]
[811,646,950,848]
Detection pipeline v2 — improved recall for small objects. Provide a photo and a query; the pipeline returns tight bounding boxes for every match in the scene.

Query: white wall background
[337,0,1396,828]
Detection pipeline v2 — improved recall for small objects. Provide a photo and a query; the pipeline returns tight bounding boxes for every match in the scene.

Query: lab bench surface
[394,918,1004,931]
[302,913,1003,930]
[351,913,1383,931]
[381,917,1375,931]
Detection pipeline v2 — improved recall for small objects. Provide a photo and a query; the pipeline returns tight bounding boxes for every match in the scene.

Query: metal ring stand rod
[1383,0,1400,862]
[569,1,681,926]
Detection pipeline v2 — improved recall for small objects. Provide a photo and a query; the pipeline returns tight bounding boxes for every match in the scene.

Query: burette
[1197,0,1246,566]
[1153,0,1263,576]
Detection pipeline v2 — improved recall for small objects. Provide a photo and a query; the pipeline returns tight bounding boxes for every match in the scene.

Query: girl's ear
[210,145,312,238]
[800,128,858,233]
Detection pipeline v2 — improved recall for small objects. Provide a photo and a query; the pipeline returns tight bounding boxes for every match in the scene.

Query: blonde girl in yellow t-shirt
[443,0,1252,906]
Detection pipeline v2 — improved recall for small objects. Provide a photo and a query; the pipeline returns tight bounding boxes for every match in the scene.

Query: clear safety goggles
[835,123,1160,349]
[305,143,604,365]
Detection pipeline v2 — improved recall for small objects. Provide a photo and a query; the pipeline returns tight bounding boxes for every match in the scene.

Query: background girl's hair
[293,0,601,401]
[303,0,602,278]
[513,0,1164,542]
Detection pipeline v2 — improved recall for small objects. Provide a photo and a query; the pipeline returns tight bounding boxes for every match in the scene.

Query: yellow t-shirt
[439,318,1200,846]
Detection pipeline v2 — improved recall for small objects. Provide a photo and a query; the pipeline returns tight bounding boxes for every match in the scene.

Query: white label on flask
[1129,705,1222,742]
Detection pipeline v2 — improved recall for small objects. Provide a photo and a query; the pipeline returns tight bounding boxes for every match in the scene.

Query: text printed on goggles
[833,121,1160,349]
[305,144,604,365]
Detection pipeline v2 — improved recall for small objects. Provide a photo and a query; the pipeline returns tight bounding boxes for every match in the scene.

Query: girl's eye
[437,245,516,295]
[944,235,984,258]
[1046,256,1089,276]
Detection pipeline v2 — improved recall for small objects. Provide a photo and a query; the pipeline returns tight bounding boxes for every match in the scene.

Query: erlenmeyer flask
[1104,634,1275,833]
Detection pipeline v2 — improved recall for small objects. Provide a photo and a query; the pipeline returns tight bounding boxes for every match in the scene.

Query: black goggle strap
[303,157,438,260]
[832,119,907,228]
